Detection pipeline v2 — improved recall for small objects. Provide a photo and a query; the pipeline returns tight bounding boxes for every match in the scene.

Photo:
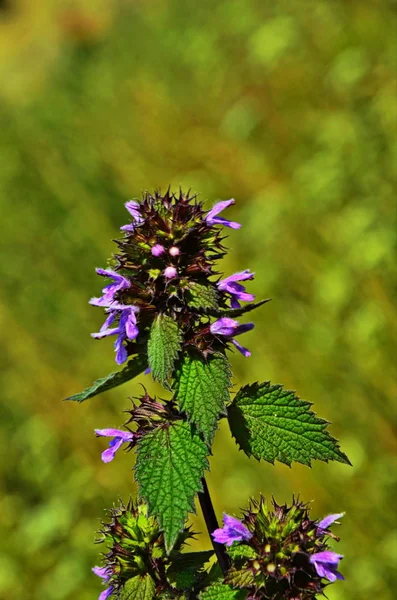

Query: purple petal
[169,246,180,256]
[219,270,255,285]
[95,268,127,284]
[231,297,241,309]
[125,200,143,221]
[231,339,251,357]
[206,199,241,229]
[212,527,235,545]
[95,429,134,441]
[318,513,345,533]
[223,514,252,540]
[91,327,120,339]
[120,223,135,232]
[99,587,114,600]
[92,566,110,581]
[210,317,239,336]
[120,308,139,340]
[206,199,235,220]
[310,551,344,582]
[311,551,344,565]
[99,312,117,332]
[234,322,255,336]
[212,514,252,546]
[209,216,241,229]
[151,244,165,257]
[114,335,128,364]
[101,438,124,463]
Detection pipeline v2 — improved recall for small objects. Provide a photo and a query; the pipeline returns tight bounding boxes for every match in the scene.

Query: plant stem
[198,477,230,575]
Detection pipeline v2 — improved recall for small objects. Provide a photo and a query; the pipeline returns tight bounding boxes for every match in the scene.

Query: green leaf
[228,382,350,467]
[208,298,271,318]
[227,544,257,560]
[199,583,247,600]
[167,550,213,590]
[187,282,219,312]
[148,314,182,384]
[64,354,146,403]
[135,420,209,552]
[175,353,231,443]
[225,566,256,588]
[119,574,155,600]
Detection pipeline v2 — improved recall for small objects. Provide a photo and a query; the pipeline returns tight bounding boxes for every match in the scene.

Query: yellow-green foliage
[0,1,395,599]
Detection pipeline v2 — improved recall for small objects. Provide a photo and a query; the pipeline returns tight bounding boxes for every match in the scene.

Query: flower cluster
[89,191,256,364]
[92,500,197,599]
[212,497,344,599]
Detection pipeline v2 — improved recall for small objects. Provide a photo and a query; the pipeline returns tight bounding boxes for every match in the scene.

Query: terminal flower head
[212,514,252,546]
[218,497,345,598]
[89,191,268,366]
[94,428,135,463]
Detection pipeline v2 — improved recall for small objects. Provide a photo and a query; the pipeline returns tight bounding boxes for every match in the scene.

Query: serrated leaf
[120,574,155,600]
[228,382,350,467]
[207,298,271,318]
[167,550,213,590]
[187,282,219,312]
[148,314,182,384]
[64,354,146,403]
[225,566,256,588]
[135,421,209,552]
[175,353,231,443]
[227,544,257,561]
[199,583,247,600]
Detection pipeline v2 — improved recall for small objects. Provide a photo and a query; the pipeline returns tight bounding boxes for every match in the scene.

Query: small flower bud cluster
[212,497,344,600]
[89,190,256,364]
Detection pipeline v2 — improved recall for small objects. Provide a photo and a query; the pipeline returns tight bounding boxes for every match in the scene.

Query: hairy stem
[198,477,230,575]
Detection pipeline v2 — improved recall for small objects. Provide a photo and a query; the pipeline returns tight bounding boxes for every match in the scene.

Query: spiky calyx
[225,497,342,600]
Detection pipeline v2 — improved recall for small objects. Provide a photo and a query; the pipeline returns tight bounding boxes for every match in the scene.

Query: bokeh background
[0,0,396,599]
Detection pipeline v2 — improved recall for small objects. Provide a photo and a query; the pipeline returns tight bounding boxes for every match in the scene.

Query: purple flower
[218,270,255,308]
[121,200,144,232]
[92,566,114,600]
[212,514,252,546]
[205,199,241,229]
[89,269,130,307]
[91,304,140,365]
[317,513,345,535]
[151,244,165,256]
[164,266,178,279]
[210,317,254,357]
[310,551,344,582]
[94,428,135,463]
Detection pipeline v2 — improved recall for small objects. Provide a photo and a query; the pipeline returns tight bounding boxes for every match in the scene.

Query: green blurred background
[0,0,396,598]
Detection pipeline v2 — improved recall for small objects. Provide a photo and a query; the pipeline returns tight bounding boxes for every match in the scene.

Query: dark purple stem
[198,477,230,575]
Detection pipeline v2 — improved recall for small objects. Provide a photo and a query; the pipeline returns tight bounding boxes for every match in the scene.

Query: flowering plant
[67,190,350,599]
